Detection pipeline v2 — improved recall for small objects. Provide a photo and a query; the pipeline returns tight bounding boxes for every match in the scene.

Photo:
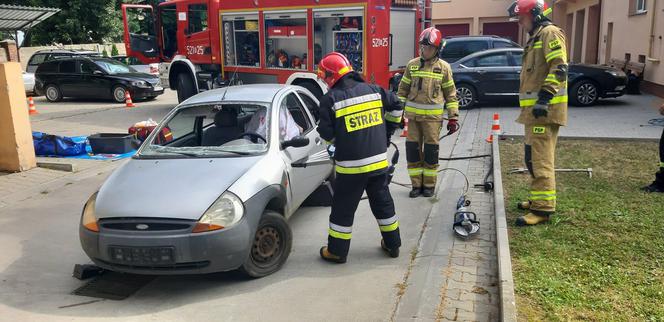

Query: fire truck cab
[122,0,420,102]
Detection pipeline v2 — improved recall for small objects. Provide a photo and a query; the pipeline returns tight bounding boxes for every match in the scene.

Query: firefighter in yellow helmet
[508,0,568,225]
[397,27,460,198]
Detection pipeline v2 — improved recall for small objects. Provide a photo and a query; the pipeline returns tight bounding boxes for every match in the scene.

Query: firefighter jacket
[397,57,459,122]
[318,73,403,175]
[518,23,569,126]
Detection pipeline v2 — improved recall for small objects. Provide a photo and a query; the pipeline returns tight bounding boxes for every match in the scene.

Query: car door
[278,91,328,209]
[471,52,519,96]
[80,60,112,98]
[56,60,80,97]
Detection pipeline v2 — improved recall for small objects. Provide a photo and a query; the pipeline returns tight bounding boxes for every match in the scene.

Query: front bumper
[130,86,165,99]
[80,216,253,275]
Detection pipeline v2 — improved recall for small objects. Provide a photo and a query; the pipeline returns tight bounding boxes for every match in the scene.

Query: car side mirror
[93,70,104,75]
[281,136,309,149]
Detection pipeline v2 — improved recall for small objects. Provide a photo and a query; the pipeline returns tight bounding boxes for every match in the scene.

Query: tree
[102,48,109,57]
[4,0,126,46]
[111,43,119,56]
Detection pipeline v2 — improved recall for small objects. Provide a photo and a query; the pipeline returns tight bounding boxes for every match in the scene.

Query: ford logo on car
[136,224,149,230]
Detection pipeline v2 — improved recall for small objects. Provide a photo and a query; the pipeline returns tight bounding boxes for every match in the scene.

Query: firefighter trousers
[524,123,560,214]
[406,120,442,189]
[327,172,401,257]
[655,128,664,186]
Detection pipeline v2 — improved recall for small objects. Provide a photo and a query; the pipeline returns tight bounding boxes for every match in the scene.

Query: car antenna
[221,86,229,101]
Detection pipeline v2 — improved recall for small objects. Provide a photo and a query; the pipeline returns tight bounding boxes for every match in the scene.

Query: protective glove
[326,145,336,159]
[532,103,549,118]
[447,119,459,135]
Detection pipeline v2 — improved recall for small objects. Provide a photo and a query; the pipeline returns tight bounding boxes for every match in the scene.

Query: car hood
[111,73,159,82]
[95,156,263,220]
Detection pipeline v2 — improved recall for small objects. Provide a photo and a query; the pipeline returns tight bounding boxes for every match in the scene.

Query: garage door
[435,24,470,37]
[483,22,519,42]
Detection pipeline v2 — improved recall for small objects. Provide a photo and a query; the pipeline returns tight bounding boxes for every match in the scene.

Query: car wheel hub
[252,227,281,263]
[578,84,597,104]
[457,87,473,108]
[114,88,126,101]
[46,87,57,100]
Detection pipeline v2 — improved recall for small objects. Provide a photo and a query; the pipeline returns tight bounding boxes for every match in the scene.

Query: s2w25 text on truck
[122,0,423,102]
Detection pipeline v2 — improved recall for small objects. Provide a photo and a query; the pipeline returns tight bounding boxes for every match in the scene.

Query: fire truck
[122,0,422,102]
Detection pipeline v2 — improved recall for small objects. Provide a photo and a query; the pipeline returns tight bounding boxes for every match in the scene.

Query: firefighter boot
[381,239,399,258]
[320,246,346,264]
[517,201,531,210]
[409,188,422,198]
[422,188,435,197]
[642,169,664,193]
[515,212,550,226]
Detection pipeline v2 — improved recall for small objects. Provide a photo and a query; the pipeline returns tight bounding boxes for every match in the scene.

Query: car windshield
[94,59,137,74]
[138,103,270,158]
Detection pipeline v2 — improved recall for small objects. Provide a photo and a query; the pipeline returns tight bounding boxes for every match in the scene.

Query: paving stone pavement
[394,109,500,322]
[485,93,663,139]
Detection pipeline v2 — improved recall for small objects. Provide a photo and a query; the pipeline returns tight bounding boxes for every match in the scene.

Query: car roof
[455,48,522,63]
[180,84,294,106]
[34,49,99,54]
[445,35,511,41]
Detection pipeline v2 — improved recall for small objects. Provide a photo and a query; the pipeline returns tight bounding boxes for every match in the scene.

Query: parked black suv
[26,49,101,73]
[440,35,520,63]
[35,57,163,103]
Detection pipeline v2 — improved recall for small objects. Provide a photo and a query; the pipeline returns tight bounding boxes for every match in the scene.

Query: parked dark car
[26,49,101,73]
[440,35,520,63]
[35,57,164,103]
[450,48,627,108]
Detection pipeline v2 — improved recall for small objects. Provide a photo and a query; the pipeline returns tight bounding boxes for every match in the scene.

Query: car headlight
[193,191,245,233]
[131,81,150,88]
[81,192,99,232]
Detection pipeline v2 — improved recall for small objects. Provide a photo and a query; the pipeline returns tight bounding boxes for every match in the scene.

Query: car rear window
[36,61,58,73]
[441,40,490,61]
[28,54,46,66]
[58,61,76,73]
[494,41,520,49]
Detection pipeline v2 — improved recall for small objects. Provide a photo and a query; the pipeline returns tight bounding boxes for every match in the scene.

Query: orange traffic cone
[486,113,501,143]
[400,117,409,138]
[125,91,136,108]
[27,97,38,115]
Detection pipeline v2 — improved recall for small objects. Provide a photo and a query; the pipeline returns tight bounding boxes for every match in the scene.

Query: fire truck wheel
[176,72,196,103]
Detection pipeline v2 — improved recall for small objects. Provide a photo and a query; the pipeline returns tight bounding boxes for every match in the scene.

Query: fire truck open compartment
[264,11,308,70]
[313,8,364,72]
[222,13,260,67]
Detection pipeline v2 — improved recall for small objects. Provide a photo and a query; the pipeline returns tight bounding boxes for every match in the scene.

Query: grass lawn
[500,138,664,321]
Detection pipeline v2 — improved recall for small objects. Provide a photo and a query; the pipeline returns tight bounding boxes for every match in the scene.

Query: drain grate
[73,272,156,300]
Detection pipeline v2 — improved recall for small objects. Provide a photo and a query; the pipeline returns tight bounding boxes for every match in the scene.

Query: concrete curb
[492,138,517,322]
[502,134,660,142]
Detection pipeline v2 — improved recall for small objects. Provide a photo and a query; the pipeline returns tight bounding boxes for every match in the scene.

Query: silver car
[79,84,333,277]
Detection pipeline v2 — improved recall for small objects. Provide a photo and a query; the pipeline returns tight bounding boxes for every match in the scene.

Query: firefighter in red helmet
[508,0,569,226]
[397,27,460,198]
[316,52,403,263]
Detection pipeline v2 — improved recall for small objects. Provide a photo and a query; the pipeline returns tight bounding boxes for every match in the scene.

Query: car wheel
[239,211,292,278]
[456,84,476,109]
[112,85,127,103]
[44,84,62,102]
[570,80,598,106]
[176,72,196,103]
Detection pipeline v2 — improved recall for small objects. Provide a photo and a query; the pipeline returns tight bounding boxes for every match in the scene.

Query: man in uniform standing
[316,52,404,263]
[397,27,460,198]
[642,103,664,193]
[509,0,568,225]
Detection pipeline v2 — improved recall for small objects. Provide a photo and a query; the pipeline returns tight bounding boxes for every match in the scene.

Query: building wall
[600,0,664,94]
[430,0,524,43]
[552,0,601,64]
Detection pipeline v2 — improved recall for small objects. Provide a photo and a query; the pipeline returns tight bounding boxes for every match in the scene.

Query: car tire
[456,84,477,109]
[239,211,292,278]
[176,72,196,103]
[44,84,62,102]
[570,80,599,106]
[112,85,127,103]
